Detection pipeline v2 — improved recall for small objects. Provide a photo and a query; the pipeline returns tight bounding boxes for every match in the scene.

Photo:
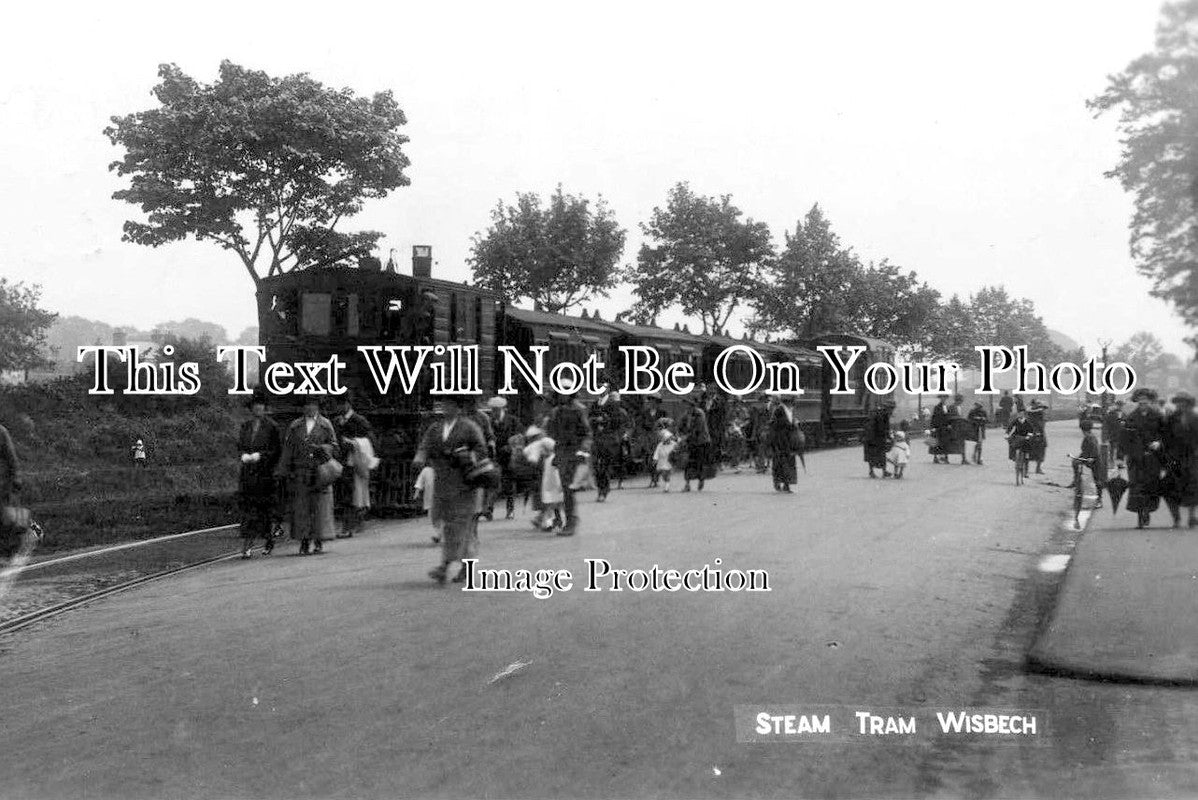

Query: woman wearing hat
[1162,391,1198,528]
[1121,387,1165,529]
[236,389,282,557]
[678,394,712,492]
[1027,400,1049,474]
[485,396,521,519]
[414,394,488,582]
[862,402,894,478]
[275,395,338,554]
[767,394,798,493]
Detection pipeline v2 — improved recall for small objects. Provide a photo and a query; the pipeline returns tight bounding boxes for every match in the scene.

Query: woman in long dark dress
[1121,388,1165,529]
[413,395,488,583]
[679,398,711,492]
[1027,400,1049,475]
[237,389,282,557]
[768,396,798,493]
[275,396,338,555]
[1162,391,1198,528]
[863,404,893,478]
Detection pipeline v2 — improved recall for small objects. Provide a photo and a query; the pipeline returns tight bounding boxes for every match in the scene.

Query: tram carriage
[796,333,897,443]
[256,248,898,510]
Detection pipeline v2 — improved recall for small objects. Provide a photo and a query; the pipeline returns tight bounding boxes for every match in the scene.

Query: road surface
[0,421,1194,799]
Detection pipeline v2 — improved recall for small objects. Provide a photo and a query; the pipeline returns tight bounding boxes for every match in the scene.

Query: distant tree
[105,61,410,287]
[629,183,773,334]
[235,326,259,346]
[154,318,229,344]
[752,204,857,338]
[920,294,977,364]
[968,286,1063,363]
[1089,1,1198,349]
[1113,330,1168,378]
[468,187,625,313]
[0,279,57,372]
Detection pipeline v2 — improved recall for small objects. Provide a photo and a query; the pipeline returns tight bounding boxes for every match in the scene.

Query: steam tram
[256,248,895,508]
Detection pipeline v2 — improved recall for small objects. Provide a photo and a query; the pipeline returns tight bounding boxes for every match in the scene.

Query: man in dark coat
[863,404,893,478]
[0,423,17,507]
[545,381,592,536]
[997,391,1014,428]
[1103,400,1126,462]
[1162,391,1198,528]
[679,396,712,492]
[768,395,798,493]
[967,402,989,465]
[1121,387,1165,529]
[930,395,950,464]
[591,391,630,502]
[486,397,521,519]
[1027,400,1049,474]
[237,390,283,556]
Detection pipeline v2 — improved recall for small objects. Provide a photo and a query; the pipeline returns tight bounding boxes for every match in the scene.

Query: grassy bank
[2,373,244,551]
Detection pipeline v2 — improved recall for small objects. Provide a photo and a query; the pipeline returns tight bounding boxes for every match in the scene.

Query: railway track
[0,524,255,636]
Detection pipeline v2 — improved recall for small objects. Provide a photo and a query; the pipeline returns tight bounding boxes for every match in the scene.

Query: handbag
[465,457,502,490]
[570,460,596,491]
[314,457,343,489]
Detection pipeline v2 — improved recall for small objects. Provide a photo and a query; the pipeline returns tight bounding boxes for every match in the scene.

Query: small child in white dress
[887,431,911,479]
[652,430,679,492]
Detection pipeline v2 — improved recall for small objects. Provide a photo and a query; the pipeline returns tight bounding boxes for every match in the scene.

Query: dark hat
[1029,399,1048,410]
[247,387,269,408]
[1080,419,1094,431]
[1172,391,1195,405]
[301,395,322,408]
[436,392,479,408]
[1131,387,1158,402]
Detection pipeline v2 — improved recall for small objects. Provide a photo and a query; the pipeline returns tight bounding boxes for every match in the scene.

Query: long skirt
[238,473,275,540]
[863,441,887,469]
[684,442,710,481]
[1163,457,1198,507]
[287,482,335,541]
[1126,456,1162,513]
[772,447,797,485]
[439,509,478,563]
[351,469,370,509]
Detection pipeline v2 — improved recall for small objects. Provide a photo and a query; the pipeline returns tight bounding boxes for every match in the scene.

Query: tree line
[468,182,1074,365]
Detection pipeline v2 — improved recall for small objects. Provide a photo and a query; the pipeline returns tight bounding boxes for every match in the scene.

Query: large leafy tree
[468,187,625,313]
[845,260,942,350]
[628,182,773,334]
[0,279,57,372]
[917,294,976,364]
[968,286,1064,363]
[105,61,410,286]
[753,205,859,338]
[1089,1,1198,346]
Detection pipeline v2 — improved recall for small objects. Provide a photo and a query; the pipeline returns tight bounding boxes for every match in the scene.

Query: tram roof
[503,307,622,336]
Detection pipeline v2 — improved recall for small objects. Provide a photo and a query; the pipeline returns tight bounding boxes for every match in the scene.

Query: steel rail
[0,549,245,636]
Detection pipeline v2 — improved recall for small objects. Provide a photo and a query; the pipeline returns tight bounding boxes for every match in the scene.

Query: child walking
[653,430,679,492]
[887,431,911,479]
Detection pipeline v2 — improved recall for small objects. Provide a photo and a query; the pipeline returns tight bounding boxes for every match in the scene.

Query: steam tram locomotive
[256,248,894,509]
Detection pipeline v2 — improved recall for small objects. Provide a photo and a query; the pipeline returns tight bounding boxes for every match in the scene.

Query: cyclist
[1006,407,1040,478]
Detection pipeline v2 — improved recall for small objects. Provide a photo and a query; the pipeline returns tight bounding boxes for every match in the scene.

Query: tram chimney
[412,245,432,278]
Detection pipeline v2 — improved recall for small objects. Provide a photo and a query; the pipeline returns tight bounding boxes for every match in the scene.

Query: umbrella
[798,449,807,474]
[1105,472,1129,515]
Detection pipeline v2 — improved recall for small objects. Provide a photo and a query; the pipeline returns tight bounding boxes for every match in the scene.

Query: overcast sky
[0,1,1184,357]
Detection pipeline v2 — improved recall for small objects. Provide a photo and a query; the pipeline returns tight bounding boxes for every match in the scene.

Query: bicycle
[1067,454,1096,529]
[1007,434,1034,486]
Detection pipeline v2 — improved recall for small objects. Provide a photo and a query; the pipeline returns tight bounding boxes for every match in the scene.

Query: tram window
[382,298,403,339]
[346,294,360,337]
[474,297,483,342]
[301,293,332,336]
[449,293,458,342]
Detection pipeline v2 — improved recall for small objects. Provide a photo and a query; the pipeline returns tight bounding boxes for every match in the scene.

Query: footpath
[1029,499,1198,684]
